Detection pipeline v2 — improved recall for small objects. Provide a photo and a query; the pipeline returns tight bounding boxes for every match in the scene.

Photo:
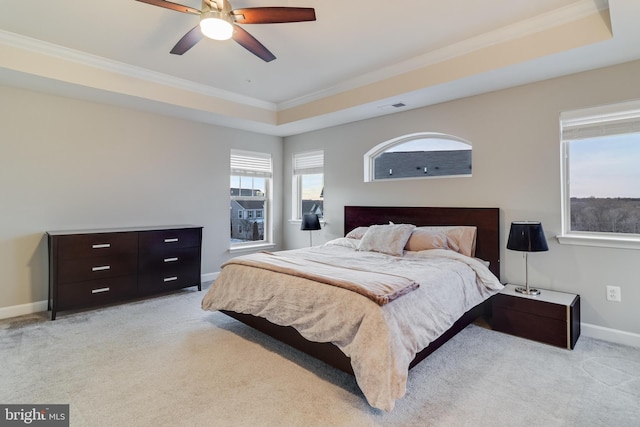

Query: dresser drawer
[58,253,138,283]
[57,275,137,310]
[138,264,200,294]
[138,246,200,271]
[56,232,138,259]
[138,228,201,251]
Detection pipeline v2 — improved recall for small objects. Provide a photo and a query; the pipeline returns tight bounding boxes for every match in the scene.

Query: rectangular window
[292,150,324,220]
[230,150,272,247]
[559,100,640,249]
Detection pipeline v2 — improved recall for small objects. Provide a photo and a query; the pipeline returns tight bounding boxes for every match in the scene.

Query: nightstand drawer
[493,294,566,321]
[493,307,570,348]
[492,285,580,349]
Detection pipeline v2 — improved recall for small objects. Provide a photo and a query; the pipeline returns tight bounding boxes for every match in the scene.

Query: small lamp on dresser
[301,213,321,247]
[507,221,549,295]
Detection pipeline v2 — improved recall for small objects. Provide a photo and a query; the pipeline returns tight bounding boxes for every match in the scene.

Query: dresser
[48,225,202,320]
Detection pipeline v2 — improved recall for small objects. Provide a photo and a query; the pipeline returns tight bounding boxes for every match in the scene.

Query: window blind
[561,101,640,140]
[293,151,324,175]
[231,150,272,177]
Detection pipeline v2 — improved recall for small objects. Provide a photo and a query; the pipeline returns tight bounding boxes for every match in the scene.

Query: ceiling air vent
[377,102,407,111]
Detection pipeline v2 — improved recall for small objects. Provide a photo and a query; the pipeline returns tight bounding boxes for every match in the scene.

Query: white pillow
[323,237,360,250]
[358,224,415,256]
[345,226,369,239]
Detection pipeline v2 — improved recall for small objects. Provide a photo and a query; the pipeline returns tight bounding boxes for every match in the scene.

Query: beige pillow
[345,226,369,239]
[416,226,477,257]
[358,224,415,256]
[404,229,450,252]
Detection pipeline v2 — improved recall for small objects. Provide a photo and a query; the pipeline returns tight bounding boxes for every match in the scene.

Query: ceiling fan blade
[135,0,200,15]
[170,26,205,55]
[232,7,316,24]
[232,25,276,62]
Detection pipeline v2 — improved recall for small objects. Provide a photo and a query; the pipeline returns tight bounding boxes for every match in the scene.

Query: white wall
[0,86,283,315]
[283,59,640,337]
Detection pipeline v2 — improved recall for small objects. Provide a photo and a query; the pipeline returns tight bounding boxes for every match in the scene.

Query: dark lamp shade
[507,221,549,252]
[300,213,321,231]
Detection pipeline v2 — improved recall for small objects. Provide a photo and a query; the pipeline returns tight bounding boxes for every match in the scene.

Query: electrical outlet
[606,285,622,302]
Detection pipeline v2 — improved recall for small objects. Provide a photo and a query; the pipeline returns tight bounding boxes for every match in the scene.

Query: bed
[202,206,502,411]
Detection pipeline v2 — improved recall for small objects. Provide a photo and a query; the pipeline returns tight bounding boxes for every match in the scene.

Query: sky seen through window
[569,133,640,198]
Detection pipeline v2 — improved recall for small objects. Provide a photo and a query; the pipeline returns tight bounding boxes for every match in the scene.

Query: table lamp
[507,221,549,295]
[301,213,321,247]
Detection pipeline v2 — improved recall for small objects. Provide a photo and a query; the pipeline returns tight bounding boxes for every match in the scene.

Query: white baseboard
[201,272,219,283]
[581,322,640,348]
[0,272,220,321]
[0,300,49,320]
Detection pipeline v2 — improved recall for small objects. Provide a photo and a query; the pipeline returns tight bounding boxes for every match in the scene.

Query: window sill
[556,234,640,250]
[229,242,276,254]
[288,219,327,225]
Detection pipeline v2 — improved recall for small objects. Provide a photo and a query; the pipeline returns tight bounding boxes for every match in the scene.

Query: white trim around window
[558,99,640,250]
[230,149,273,249]
[292,150,324,220]
[363,132,472,182]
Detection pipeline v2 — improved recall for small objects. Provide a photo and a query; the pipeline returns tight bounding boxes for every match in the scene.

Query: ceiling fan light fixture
[200,10,233,40]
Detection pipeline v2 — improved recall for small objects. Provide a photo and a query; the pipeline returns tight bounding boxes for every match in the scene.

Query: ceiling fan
[136,0,316,62]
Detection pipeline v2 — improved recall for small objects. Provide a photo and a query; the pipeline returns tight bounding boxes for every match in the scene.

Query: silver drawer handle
[91,287,110,294]
[164,257,178,263]
[164,238,179,243]
[92,265,111,272]
[92,243,111,249]
[163,276,178,282]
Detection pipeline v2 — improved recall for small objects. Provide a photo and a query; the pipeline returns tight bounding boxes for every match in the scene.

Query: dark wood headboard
[344,206,500,280]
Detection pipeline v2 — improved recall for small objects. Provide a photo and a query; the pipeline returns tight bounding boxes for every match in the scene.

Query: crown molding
[278,0,610,110]
[0,29,276,112]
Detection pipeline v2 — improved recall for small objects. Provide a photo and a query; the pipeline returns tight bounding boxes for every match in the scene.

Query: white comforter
[201,239,503,411]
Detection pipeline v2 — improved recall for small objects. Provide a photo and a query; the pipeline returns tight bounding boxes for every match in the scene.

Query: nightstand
[492,284,580,349]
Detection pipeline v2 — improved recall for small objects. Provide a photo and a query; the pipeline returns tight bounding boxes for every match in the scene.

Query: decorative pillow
[345,226,369,239]
[358,224,415,256]
[323,237,360,250]
[416,226,477,257]
[404,229,450,252]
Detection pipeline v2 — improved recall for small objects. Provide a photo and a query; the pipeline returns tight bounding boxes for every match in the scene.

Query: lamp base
[515,287,540,296]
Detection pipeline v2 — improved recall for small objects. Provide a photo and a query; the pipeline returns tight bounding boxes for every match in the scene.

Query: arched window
[364,132,472,182]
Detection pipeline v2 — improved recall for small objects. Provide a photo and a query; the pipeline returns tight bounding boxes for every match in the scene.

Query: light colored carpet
[1,285,639,427]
